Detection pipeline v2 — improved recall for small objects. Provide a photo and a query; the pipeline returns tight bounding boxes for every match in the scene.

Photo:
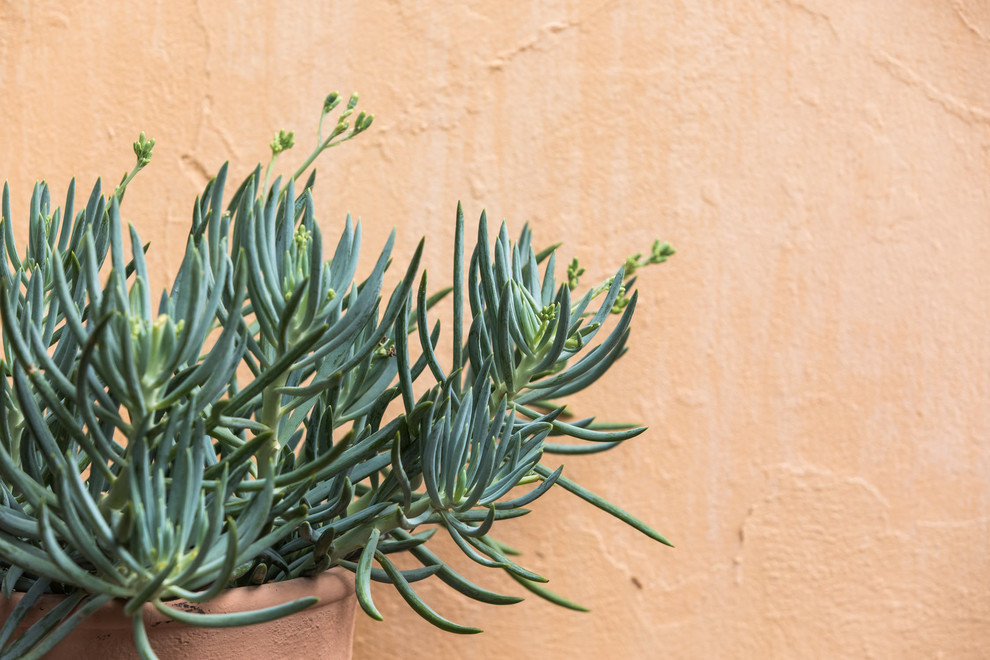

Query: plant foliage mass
[0,93,674,659]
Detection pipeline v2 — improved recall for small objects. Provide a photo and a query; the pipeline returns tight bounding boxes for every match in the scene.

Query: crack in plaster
[873,50,990,126]
[188,0,238,161]
[735,462,894,586]
[173,0,224,189]
[487,0,614,71]
[192,0,211,87]
[953,0,989,42]
[488,21,578,71]
[373,0,622,165]
[781,0,839,41]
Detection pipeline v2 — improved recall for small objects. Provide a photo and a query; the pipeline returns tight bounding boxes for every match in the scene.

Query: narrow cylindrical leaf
[533,463,673,547]
[355,527,383,620]
[375,551,482,634]
[153,596,319,628]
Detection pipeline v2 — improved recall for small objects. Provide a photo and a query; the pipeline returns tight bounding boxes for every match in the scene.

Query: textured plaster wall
[1,1,989,657]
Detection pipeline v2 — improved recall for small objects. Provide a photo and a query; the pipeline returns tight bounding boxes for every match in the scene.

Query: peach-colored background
[2,1,989,658]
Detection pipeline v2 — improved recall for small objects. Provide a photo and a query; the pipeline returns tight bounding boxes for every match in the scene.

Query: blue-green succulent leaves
[0,95,672,658]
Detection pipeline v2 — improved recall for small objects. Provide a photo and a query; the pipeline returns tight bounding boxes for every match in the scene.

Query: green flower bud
[129,316,145,341]
[649,240,675,264]
[375,338,396,358]
[269,129,295,155]
[353,111,368,133]
[624,253,642,276]
[567,257,585,291]
[610,286,629,315]
[133,132,155,166]
[293,225,311,250]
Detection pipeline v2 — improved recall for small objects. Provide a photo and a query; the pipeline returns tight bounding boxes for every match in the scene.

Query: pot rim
[0,567,355,630]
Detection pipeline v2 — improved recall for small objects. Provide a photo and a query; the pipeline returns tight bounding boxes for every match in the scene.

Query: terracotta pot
[0,569,356,659]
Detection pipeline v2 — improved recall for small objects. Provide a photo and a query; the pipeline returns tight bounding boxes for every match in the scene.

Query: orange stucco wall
[2,1,989,657]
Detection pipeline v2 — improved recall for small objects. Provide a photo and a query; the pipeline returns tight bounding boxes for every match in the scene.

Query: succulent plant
[0,94,674,658]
